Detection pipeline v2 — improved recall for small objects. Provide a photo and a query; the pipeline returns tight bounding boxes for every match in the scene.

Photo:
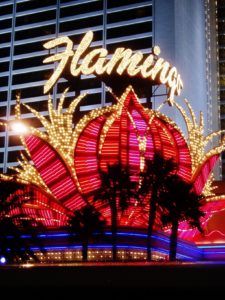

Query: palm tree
[0,179,46,264]
[0,215,46,264]
[94,163,138,261]
[159,174,205,261]
[67,205,106,262]
[138,152,177,261]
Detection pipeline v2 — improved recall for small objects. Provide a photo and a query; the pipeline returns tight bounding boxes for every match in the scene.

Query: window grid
[0,0,153,171]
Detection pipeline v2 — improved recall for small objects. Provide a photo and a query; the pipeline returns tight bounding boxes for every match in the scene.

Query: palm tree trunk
[111,203,117,261]
[169,219,179,261]
[147,188,157,261]
[82,238,88,262]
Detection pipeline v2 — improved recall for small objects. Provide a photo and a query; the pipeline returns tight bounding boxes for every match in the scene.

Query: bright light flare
[11,121,28,134]
[0,257,6,264]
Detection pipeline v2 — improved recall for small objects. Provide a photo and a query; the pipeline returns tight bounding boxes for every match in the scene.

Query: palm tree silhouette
[0,179,46,264]
[67,205,106,262]
[138,152,177,261]
[94,163,138,261]
[159,174,205,261]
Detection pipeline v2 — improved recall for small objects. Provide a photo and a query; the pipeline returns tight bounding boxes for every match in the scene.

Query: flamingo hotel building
[0,0,225,262]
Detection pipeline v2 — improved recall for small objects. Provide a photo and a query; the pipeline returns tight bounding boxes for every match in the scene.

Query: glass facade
[0,0,153,173]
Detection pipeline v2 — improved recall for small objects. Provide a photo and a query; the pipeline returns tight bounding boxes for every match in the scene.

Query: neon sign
[43,31,183,105]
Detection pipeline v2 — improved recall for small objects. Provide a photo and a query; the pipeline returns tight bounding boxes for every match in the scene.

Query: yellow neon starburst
[158,98,225,196]
[13,88,119,194]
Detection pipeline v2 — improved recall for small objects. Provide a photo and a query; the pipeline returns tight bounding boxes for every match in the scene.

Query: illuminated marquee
[43,31,183,105]
[4,84,224,239]
[1,30,225,245]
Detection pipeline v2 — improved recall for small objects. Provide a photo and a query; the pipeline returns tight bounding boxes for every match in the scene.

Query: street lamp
[0,119,28,135]
[0,118,28,175]
[10,121,28,135]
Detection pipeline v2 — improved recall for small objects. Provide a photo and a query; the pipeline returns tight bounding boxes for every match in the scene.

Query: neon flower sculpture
[2,86,225,241]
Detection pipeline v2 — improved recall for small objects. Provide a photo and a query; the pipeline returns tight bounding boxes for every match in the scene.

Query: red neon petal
[75,116,106,194]
[193,155,219,195]
[25,135,85,210]
[166,123,192,182]
[9,187,69,227]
